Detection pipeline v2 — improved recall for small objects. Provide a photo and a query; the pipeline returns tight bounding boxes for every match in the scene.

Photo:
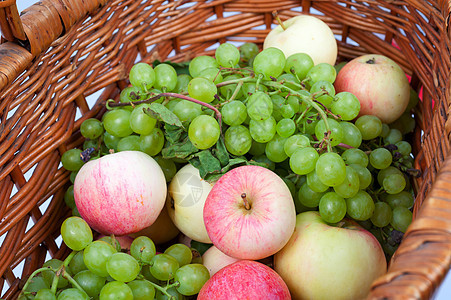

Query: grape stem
[217,80,244,107]
[337,143,354,149]
[145,279,180,299]
[20,267,53,296]
[108,92,223,131]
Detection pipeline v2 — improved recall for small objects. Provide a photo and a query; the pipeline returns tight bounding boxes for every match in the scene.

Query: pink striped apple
[203,165,296,260]
[74,151,166,235]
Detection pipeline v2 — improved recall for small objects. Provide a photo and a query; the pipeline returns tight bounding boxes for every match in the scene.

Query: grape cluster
[60,42,419,260]
[19,216,209,300]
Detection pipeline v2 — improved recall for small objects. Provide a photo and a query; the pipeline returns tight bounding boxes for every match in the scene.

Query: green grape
[189,56,219,78]
[219,74,243,99]
[348,164,372,190]
[249,116,276,143]
[130,236,156,264]
[61,217,93,251]
[253,47,286,80]
[346,190,375,221]
[395,141,412,156]
[383,173,406,194]
[69,251,88,275]
[306,170,329,193]
[149,254,180,281]
[103,131,121,151]
[42,259,70,288]
[284,53,314,81]
[70,171,78,184]
[103,109,133,137]
[120,86,149,111]
[306,63,336,85]
[314,118,343,147]
[57,288,89,300]
[98,236,121,252]
[302,111,320,135]
[190,248,203,264]
[251,154,276,171]
[287,95,300,114]
[276,118,296,138]
[81,118,104,140]
[339,121,362,148]
[240,42,259,63]
[280,104,295,119]
[140,265,159,284]
[35,289,56,300]
[83,241,117,277]
[265,134,288,163]
[99,281,133,300]
[319,192,347,223]
[248,140,266,156]
[333,166,360,198]
[225,125,252,156]
[61,149,84,172]
[166,99,180,112]
[174,74,192,94]
[241,81,267,96]
[154,63,177,91]
[140,128,165,156]
[221,100,247,126]
[289,147,319,175]
[23,276,49,296]
[164,243,193,267]
[188,115,220,149]
[72,206,81,217]
[198,67,223,84]
[73,270,106,298]
[172,100,202,122]
[130,104,157,135]
[284,134,310,157]
[154,156,177,182]
[247,91,273,121]
[355,115,382,140]
[377,166,403,186]
[390,111,416,135]
[127,280,156,300]
[188,77,217,103]
[298,182,325,207]
[310,80,335,108]
[106,252,140,282]
[316,152,347,187]
[369,148,393,169]
[385,191,414,209]
[155,286,186,300]
[342,148,368,167]
[129,63,155,91]
[174,264,210,296]
[370,202,392,227]
[117,135,140,152]
[384,128,403,145]
[271,94,285,121]
[215,43,240,67]
[277,73,300,90]
[331,92,360,121]
[380,123,390,138]
[390,207,413,233]
[64,185,75,209]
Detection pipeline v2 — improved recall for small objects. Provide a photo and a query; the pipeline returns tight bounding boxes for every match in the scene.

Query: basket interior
[0,0,450,299]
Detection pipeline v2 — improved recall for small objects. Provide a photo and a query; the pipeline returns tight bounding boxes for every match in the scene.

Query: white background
[4,1,450,299]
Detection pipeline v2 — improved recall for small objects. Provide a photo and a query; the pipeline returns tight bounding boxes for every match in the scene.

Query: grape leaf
[145,103,184,128]
[213,137,229,167]
[191,150,222,178]
[164,123,185,144]
[161,137,198,159]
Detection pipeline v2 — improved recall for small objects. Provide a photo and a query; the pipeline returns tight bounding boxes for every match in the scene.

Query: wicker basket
[0,0,450,299]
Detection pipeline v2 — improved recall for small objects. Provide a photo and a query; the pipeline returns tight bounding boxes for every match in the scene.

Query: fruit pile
[19,14,420,300]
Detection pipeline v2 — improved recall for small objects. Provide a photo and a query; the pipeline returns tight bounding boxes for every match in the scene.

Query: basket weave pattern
[0,0,450,299]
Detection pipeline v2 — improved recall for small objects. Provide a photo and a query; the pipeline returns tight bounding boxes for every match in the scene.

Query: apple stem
[272,11,286,30]
[241,193,251,210]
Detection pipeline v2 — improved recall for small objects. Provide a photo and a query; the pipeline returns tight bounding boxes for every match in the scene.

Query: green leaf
[152,60,190,75]
[213,137,229,167]
[145,103,184,128]
[193,150,222,178]
[164,123,185,144]
[161,137,198,159]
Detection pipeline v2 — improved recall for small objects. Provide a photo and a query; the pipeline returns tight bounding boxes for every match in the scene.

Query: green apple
[274,211,387,300]
[263,15,337,65]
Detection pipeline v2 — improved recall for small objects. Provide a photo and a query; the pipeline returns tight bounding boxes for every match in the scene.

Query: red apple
[274,211,387,300]
[202,245,241,277]
[334,54,410,124]
[198,260,291,300]
[203,165,296,260]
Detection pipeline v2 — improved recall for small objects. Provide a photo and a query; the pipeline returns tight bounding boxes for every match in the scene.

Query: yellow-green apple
[202,245,241,276]
[203,165,296,260]
[274,211,387,300]
[334,54,410,124]
[74,151,166,235]
[198,260,291,300]
[167,164,213,244]
[263,15,337,65]
[130,197,180,244]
